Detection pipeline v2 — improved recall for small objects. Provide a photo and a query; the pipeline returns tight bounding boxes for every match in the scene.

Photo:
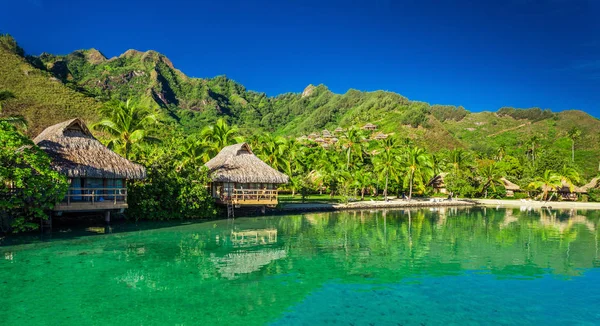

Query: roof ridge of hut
[204,143,289,184]
[34,118,146,180]
[500,177,520,191]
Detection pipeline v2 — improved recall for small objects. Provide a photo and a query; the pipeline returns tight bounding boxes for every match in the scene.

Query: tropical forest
[1,33,600,231]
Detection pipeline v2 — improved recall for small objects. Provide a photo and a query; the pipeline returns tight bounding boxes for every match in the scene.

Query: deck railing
[61,187,128,206]
[221,189,278,204]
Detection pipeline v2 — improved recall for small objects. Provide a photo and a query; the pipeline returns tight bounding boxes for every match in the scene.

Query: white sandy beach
[474,198,600,210]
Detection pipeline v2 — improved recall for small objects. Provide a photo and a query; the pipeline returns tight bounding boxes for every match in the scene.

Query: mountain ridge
[1,34,599,177]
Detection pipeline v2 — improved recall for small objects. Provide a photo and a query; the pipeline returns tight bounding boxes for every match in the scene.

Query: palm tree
[567,127,581,163]
[402,146,434,200]
[255,134,288,172]
[557,164,580,192]
[0,90,27,129]
[448,148,471,175]
[527,135,540,162]
[178,135,210,167]
[496,145,506,161]
[478,162,503,197]
[200,118,243,157]
[352,171,373,200]
[340,127,365,170]
[93,99,159,159]
[373,137,401,201]
[529,170,561,201]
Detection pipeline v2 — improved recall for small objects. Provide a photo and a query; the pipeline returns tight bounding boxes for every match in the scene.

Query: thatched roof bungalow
[334,127,344,133]
[205,143,288,207]
[322,129,332,138]
[34,118,145,213]
[362,123,377,131]
[428,173,448,194]
[500,177,520,197]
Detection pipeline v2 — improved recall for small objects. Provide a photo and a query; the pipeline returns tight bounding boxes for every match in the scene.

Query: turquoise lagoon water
[1,207,600,325]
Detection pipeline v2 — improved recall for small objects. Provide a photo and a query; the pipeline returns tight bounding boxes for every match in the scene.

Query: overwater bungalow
[362,123,377,131]
[501,178,520,197]
[205,143,289,207]
[34,118,146,219]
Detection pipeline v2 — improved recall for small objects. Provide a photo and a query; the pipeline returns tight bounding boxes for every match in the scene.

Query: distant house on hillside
[362,123,377,131]
[34,118,146,220]
[204,143,288,208]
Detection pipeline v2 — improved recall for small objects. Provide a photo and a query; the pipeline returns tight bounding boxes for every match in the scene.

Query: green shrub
[127,151,216,220]
[0,122,68,232]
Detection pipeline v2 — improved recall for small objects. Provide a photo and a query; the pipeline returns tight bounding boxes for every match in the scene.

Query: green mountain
[0,35,100,135]
[1,34,599,177]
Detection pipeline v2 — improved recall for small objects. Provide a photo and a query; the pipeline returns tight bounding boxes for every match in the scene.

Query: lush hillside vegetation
[0,35,100,135]
[1,33,599,178]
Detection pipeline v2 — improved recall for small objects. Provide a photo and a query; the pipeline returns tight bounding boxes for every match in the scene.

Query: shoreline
[277,198,600,213]
[474,199,600,210]
[278,198,474,212]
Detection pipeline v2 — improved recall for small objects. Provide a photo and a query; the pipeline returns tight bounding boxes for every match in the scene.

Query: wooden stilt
[105,210,111,223]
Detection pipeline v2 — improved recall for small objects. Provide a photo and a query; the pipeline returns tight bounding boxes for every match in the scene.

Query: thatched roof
[204,143,289,184]
[428,173,447,188]
[314,137,325,143]
[322,129,332,138]
[334,127,344,133]
[362,123,377,130]
[373,132,388,140]
[34,119,146,180]
[577,177,599,193]
[501,177,520,191]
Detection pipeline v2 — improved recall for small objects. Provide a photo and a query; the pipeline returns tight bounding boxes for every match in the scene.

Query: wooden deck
[53,187,128,212]
[217,189,279,206]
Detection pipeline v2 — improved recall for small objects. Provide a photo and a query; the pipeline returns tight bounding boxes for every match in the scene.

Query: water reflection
[1,207,600,325]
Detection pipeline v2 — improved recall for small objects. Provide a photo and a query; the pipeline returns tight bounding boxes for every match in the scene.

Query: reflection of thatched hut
[34,118,146,214]
[205,143,288,206]
[362,123,377,131]
[428,173,448,194]
[500,177,520,197]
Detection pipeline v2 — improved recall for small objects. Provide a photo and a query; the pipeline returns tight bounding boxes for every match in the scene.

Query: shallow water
[1,207,600,325]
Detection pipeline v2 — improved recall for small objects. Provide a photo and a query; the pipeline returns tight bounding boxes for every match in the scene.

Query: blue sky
[1,0,599,115]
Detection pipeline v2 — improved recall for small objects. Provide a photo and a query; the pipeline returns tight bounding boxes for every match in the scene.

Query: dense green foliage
[127,151,216,220]
[1,33,599,217]
[0,122,68,232]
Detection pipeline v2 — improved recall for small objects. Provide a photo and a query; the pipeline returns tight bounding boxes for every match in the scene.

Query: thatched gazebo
[428,173,448,194]
[204,143,288,207]
[34,118,146,215]
[362,123,377,131]
[500,178,520,197]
